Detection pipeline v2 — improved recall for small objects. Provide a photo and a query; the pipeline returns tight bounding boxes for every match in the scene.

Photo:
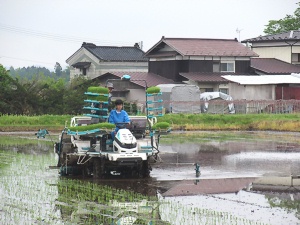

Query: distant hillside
[8,65,70,81]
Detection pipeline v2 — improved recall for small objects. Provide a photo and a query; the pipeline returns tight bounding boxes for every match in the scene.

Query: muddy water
[153,131,300,180]
[0,131,300,225]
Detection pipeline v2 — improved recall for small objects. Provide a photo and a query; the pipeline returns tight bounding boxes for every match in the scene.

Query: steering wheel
[115,122,130,129]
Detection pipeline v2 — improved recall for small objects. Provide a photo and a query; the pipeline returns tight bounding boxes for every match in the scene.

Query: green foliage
[0,66,101,115]
[54,62,62,77]
[0,65,26,114]
[264,2,300,34]
[9,65,70,82]
[146,86,160,94]
[123,102,138,114]
[68,122,115,131]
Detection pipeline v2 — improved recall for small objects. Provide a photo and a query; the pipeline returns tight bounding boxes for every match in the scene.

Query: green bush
[123,102,138,115]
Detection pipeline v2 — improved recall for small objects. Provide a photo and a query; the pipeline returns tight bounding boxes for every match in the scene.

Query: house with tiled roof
[251,58,300,75]
[92,71,174,102]
[66,42,148,79]
[242,30,300,65]
[144,37,258,94]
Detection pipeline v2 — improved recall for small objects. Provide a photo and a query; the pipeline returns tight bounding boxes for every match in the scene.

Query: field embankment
[0,114,71,132]
[1,113,300,132]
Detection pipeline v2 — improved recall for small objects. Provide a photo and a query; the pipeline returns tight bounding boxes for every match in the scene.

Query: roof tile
[242,30,300,43]
[251,58,300,74]
[106,72,175,88]
[83,43,147,62]
[146,38,258,57]
[179,72,239,83]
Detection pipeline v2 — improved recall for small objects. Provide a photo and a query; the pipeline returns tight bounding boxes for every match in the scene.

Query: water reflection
[153,131,300,180]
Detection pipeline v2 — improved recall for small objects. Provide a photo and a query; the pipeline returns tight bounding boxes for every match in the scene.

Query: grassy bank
[1,113,300,132]
[0,114,72,132]
[158,113,300,132]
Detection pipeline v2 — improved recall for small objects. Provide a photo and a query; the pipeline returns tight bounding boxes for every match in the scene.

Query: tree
[264,2,300,35]
[54,62,62,77]
[0,65,28,114]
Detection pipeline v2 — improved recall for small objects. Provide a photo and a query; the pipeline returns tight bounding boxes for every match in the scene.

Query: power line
[0,23,134,46]
[0,55,55,66]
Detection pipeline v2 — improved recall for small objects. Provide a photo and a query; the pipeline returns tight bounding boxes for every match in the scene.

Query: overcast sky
[0,0,298,70]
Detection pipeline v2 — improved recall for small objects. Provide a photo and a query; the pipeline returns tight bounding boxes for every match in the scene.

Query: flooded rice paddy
[1,131,300,224]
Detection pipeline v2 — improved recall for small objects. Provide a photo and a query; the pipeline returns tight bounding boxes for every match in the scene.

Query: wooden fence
[124,100,300,115]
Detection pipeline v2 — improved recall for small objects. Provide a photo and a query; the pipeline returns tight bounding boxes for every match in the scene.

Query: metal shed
[156,84,201,113]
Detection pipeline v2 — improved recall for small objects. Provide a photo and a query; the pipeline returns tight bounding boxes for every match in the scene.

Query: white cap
[106,82,114,88]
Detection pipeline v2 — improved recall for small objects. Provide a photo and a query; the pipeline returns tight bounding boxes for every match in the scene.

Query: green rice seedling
[152,122,170,130]
[146,86,160,94]
[87,86,109,94]
[68,122,115,131]
[87,86,109,102]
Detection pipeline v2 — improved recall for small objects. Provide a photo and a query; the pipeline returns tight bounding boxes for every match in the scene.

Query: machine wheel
[81,165,92,177]
[93,157,105,178]
[57,134,73,167]
[140,160,151,178]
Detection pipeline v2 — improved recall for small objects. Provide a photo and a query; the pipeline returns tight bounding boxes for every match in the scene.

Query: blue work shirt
[108,109,130,124]
[109,110,130,139]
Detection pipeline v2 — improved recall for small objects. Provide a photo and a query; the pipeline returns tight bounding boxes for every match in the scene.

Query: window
[200,88,213,93]
[213,61,220,72]
[219,88,228,94]
[291,53,300,63]
[82,68,87,75]
[221,62,234,72]
[113,91,126,98]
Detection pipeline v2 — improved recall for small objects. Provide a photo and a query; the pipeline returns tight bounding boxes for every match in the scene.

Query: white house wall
[94,62,148,79]
[68,48,100,79]
[293,45,300,53]
[228,83,274,100]
[126,89,146,103]
[252,46,291,63]
[68,47,148,79]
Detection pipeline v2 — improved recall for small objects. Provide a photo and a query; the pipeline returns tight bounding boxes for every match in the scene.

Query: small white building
[222,74,300,100]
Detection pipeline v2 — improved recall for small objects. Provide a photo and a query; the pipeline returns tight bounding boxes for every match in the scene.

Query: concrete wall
[228,83,275,100]
[126,89,146,103]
